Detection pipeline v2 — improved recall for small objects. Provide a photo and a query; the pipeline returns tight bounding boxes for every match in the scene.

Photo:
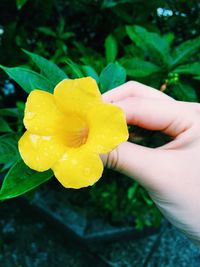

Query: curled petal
[54,77,102,114]
[52,147,103,189]
[87,103,128,154]
[24,90,65,135]
[18,131,66,172]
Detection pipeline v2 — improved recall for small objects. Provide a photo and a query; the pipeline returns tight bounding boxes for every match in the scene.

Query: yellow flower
[18,77,128,189]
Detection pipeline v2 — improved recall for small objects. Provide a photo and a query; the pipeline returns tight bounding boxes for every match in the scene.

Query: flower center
[62,114,89,148]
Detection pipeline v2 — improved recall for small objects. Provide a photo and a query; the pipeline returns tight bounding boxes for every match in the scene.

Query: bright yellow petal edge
[18,77,128,189]
[52,147,104,189]
[86,103,129,154]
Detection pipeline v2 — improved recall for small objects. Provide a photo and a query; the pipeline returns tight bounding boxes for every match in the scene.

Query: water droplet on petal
[26,111,36,119]
[72,159,78,165]
[29,134,39,145]
[42,136,51,141]
[62,153,68,161]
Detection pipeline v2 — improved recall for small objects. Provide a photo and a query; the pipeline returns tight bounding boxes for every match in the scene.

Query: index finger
[102,81,174,103]
[114,97,192,137]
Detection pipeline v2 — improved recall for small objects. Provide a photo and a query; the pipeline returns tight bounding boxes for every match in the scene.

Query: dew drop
[29,134,39,145]
[42,136,51,141]
[26,111,36,119]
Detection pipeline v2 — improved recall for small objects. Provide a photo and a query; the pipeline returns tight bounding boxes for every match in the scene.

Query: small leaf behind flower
[173,62,200,76]
[171,36,200,67]
[0,134,19,164]
[105,34,118,63]
[65,59,84,78]
[99,63,126,93]
[0,108,19,117]
[171,82,198,102]
[0,65,53,93]
[16,0,28,10]
[120,57,160,77]
[82,65,99,83]
[126,25,171,66]
[0,118,13,133]
[0,159,53,201]
[23,49,68,86]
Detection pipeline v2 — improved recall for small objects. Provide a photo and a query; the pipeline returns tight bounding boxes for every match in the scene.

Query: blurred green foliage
[0,0,200,229]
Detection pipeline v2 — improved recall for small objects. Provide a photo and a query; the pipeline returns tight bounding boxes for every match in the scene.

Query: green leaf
[65,59,84,78]
[163,32,174,46]
[142,193,153,206]
[0,134,19,164]
[172,36,200,67]
[0,118,13,133]
[99,63,126,93]
[74,42,105,72]
[0,108,19,117]
[105,35,118,63]
[0,160,53,201]
[126,25,171,66]
[37,27,56,37]
[124,44,144,58]
[102,0,134,8]
[61,32,75,40]
[1,161,15,173]
[0,66,53,93]
[120,57,160,77]
[23,50,68,86]
[57,17,65,35]
[16,0,28,10]
[127,182,139,199]
[171,82,198,102]
[173,62,200,76]
[81,65,99,83]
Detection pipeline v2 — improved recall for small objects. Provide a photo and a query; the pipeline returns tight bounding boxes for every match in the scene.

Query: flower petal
[18,131,66,172]
[24,90,65,135]
[52,147,103,189]
[54,77,102,114]
[87,103,128,153]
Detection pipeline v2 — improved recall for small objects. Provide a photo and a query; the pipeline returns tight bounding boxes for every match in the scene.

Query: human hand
[102,81,200,246]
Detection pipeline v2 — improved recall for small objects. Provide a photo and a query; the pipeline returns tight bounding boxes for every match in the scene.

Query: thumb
[101,97,192,189]
[101,141,164,190]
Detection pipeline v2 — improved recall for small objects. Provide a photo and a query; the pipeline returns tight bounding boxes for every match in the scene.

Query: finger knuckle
[126,81,140,88]
[105,149,119,170]
[188,103,200,119]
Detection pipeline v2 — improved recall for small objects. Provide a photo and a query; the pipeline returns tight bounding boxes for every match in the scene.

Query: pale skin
[102,81,200,246]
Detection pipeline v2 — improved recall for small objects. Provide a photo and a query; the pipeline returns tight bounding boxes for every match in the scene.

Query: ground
[0,198,200,267]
